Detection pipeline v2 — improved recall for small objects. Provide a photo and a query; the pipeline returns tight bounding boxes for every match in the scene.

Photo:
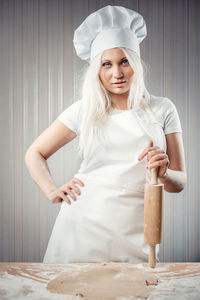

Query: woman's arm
[24,119,77,200]
[158,132,187,193]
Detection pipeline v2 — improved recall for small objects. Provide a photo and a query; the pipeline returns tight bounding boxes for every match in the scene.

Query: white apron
[43,107,166,263]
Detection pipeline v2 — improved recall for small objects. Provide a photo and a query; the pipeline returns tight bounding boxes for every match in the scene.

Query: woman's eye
[122,59,129,65]
[102,62,111,67]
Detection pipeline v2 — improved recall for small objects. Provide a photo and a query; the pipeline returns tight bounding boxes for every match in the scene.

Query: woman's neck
[110,93,129,110]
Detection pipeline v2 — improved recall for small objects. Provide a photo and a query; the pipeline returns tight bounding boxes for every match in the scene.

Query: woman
[25,5,187,263]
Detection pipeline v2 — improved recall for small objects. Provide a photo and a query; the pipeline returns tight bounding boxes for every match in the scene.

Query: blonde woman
[25,6,187,263]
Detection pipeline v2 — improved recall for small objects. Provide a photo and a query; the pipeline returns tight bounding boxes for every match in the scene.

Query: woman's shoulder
[147,94,182,134]
[147,94,178,120]
[57,99,83,134]
[60,99,83,116]
[67,99,82,110]
[149,94,177,111]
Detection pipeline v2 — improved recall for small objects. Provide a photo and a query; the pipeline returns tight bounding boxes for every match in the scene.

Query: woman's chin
[109,89,129,95]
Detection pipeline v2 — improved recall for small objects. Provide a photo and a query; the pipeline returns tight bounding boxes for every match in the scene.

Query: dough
[47,263,159,299]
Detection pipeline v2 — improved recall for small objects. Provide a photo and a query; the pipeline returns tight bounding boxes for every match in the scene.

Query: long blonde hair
[78,47,151,156]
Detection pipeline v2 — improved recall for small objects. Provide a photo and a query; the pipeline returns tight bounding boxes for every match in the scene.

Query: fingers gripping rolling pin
[144,167,163,268]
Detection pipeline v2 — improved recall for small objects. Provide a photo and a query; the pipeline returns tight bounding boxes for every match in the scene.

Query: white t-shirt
[57,94,182,136]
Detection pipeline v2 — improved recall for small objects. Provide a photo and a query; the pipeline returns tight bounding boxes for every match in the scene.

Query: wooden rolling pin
[144,167,164,268]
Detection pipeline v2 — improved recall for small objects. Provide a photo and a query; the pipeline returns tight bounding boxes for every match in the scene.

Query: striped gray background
[0,0,199,262]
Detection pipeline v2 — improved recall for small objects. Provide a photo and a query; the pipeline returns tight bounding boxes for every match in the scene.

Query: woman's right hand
[47,177,85,205]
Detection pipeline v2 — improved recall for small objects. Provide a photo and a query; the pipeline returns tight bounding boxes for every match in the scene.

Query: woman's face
[99,48,134,97]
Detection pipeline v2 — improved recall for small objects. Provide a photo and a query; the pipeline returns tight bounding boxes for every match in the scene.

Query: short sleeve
[163,98,182,135]
[57,100,82,135]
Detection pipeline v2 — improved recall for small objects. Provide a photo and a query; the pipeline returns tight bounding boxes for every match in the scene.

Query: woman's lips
[112,81,126,86]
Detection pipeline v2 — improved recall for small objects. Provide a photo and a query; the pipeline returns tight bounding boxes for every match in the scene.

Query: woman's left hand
[137,140,170,178]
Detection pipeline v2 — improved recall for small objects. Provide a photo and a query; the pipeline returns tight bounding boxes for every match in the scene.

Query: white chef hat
[73,5,147,63]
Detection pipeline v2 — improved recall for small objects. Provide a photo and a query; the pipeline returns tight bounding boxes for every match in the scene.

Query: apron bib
[43,107,166,263]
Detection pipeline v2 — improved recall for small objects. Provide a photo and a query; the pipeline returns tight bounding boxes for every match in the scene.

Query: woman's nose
[113,65,124,78]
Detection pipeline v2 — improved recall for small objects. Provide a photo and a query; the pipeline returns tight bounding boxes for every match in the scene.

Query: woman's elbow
[24,147,36,167]
[178,172,187,193]
[24,148,32,166]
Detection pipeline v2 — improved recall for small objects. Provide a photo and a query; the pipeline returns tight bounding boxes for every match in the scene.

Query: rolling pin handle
[151,167,158,185]
[149,244,156,268]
